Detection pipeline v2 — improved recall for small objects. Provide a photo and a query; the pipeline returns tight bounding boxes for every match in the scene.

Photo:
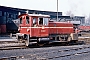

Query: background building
[73,16,85,25]
[0,6,62,33]
[0,6,85,33]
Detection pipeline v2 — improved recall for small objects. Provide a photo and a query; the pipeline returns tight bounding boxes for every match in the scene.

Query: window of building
[11,14,14,18]
[4,12,7,16]
[7,12,9,17]
[3,16,6,21]
[7,18,12,23]
[26,16,29,24]
[0,11,2,16]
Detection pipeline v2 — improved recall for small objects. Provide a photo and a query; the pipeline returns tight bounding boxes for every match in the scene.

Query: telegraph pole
[57,0,58,21]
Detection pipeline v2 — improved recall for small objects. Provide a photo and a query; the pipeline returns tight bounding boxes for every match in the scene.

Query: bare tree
[65,11,74,17]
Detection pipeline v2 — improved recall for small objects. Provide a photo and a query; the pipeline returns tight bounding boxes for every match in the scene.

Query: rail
[0,45,90,60]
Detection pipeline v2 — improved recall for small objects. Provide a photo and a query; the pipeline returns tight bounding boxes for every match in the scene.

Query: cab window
[39,18,48,26]
[43,18,48,25]
[20,17,22,24]
[26,16,29,24]
[33,18,37,26]
[39,18,43,25]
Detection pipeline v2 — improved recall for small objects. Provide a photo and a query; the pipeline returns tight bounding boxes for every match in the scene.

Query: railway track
[0,36,27,50]
[0,45,90,60]
[0,35,83,50]
[0,36,88,60]
[0,40,84,50]
[0,42,27,50]
[0,35,84,50]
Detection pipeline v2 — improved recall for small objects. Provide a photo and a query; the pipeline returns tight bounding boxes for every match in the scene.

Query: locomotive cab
[16,14,50,46]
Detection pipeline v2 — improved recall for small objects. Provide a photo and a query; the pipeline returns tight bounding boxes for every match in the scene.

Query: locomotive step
[29,42,37,45]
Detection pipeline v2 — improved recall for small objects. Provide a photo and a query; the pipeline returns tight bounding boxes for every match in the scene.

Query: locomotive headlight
[27,29,30,32]
[42,26,45,29]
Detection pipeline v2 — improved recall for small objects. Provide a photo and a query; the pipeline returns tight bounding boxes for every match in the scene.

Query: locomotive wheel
[37,38,45,47]
[25,34,29,46]
[17,35,22,43]
[37,43,44,47]
[71,40,78,43]
[25,41,29,46]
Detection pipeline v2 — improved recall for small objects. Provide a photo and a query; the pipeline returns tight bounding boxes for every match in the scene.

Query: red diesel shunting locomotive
[16,14,78,46]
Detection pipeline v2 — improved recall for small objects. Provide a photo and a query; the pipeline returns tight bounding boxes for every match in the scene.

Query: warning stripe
[20,27,73,28]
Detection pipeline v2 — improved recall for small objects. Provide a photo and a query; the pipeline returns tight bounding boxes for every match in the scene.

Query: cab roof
[18,14,50,18]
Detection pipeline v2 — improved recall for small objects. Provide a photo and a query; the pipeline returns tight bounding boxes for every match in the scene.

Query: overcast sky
[0,0,90,17]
